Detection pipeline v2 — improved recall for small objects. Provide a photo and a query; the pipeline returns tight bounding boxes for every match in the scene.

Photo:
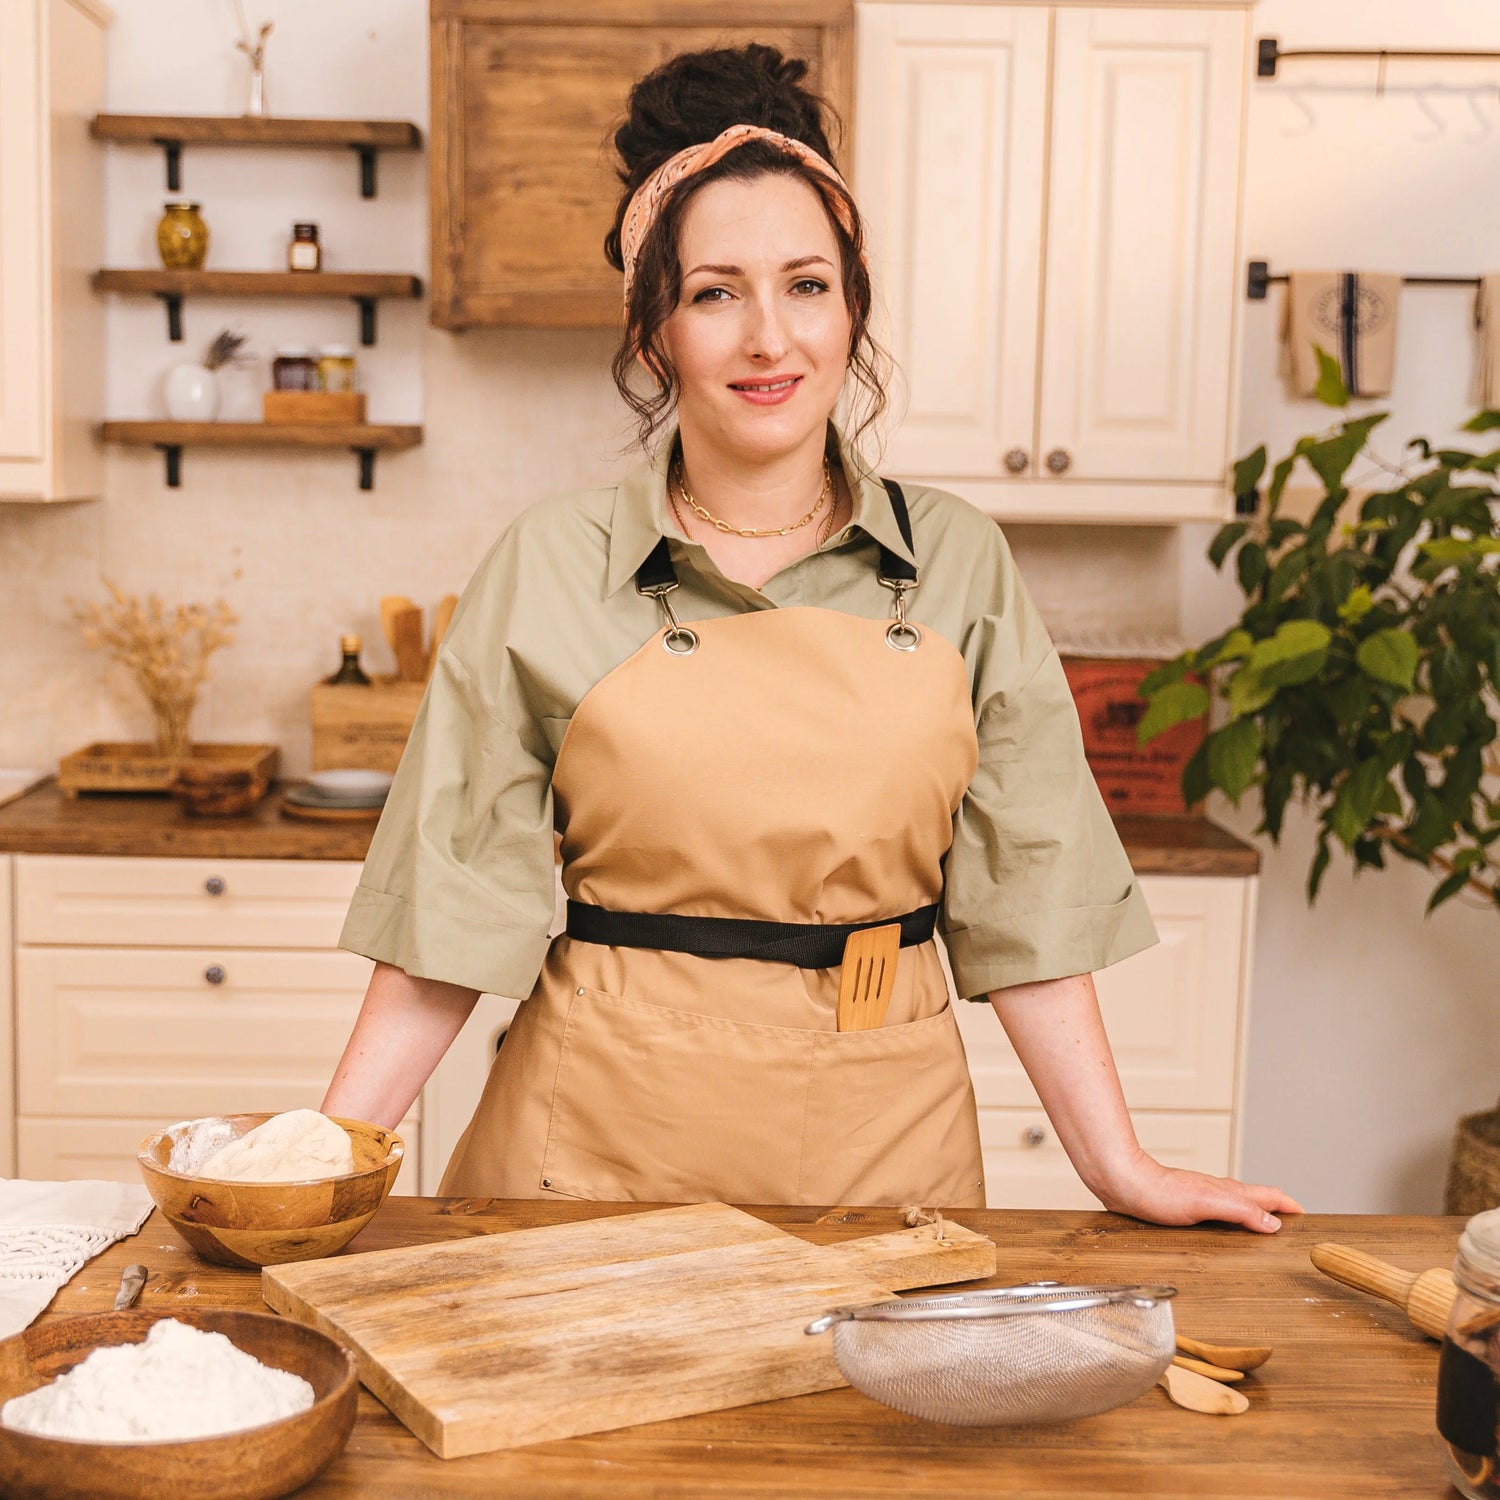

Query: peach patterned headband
[618,123,860,310]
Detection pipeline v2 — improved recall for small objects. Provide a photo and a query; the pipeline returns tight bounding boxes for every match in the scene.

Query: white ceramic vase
[163,363,221,422]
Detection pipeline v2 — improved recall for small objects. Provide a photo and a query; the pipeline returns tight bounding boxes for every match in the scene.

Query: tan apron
[441,494,986,1208]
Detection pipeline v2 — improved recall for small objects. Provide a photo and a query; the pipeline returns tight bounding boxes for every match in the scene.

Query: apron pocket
[540,987,819,1203]
[802,1006,985,1208]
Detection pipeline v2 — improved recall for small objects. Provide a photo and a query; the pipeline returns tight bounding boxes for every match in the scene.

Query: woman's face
[660,172,852,463]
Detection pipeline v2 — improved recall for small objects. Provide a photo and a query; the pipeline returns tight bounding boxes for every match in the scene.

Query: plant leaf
[1461,409,1500,432]
[1207,716,1262,802]
[1237,542,1269,594]
[1137,680,1209,745]
[1307,837,1333,902]
[1312,343,1349,406]
[1428,866,1474,914]
[1208,521,1249,570]
[1337,584,1375,623]
[1355,628,1418,691]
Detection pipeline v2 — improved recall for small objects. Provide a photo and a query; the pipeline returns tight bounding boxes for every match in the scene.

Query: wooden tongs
[835,923,901,1031]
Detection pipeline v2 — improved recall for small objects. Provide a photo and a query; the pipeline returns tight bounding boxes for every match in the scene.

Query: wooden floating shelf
[100,421,423,491]
[91,114,423,197]
[92,270,424,344]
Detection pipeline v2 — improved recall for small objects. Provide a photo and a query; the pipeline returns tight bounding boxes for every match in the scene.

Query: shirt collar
[605,421,918,597]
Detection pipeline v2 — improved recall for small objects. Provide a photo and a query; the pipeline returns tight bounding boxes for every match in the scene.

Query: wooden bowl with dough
[137,1113,404,1268]
[0,1308,357,1500]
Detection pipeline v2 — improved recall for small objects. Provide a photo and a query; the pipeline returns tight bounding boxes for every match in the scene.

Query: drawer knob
[1045,448,1072,475]
[204,964,226,986]
[1023,1125,1047,1148]
[204,876,226,897]
[1003,447,1029,474]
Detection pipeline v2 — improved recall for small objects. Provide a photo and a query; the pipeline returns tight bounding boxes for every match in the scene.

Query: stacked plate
[282,769,393,817]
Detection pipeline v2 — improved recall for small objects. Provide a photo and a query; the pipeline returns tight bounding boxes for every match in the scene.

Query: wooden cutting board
[263,1201,995,1458]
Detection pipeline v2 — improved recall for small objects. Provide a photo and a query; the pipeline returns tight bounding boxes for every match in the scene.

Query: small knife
[113,1263,148,1310]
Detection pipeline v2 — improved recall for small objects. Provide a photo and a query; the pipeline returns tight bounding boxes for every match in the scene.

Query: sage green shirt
[340,423,1157,1000]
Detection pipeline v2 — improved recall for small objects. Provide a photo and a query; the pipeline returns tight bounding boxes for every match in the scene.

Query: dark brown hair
[603,44,890,453]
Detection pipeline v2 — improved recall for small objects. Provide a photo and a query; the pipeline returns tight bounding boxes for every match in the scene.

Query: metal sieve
[806,1282,1177,1426]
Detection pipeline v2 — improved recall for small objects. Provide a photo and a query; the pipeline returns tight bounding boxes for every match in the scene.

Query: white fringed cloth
[0,1180,153,1338]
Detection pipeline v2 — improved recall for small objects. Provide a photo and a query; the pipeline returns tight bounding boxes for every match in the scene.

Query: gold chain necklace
[674,458,831,539]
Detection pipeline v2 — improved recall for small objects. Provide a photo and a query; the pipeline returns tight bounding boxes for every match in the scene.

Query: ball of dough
[196,1109,355,1182]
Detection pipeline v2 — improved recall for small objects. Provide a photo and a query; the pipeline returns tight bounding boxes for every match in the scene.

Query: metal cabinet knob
[204,964,226,985]
[1003,447,1029,474]
[204,876,226,896]
[1023,1125,1047,1148]
[1045,448,1071,475]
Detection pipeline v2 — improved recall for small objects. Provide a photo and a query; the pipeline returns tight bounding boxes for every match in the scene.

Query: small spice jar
[156,202,209,270]
[271,346,319,392]
[1438,1207,1500,1499]
[288,222,322,272]
[317,346,357,394]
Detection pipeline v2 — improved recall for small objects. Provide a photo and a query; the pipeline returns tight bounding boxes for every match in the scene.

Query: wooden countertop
[49,1199,1453,1498]
[0,781,1260,873]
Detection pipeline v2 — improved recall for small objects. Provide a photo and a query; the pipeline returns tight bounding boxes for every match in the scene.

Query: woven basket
[1445,1098,1500,1216]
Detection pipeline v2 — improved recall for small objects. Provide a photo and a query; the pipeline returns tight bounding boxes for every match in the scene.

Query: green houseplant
[1138,346,1500,1210]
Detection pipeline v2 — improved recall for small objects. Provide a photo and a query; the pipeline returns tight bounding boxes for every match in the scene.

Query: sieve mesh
[811,1285,1176,1426]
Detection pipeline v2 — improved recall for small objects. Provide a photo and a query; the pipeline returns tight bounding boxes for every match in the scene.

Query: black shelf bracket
[1234,489,1260,517]
[156,444,183,488]
[1247,260,1272,301]
[156,291,184,341]
[354,145,377,198]
[355,448,376,490]
[356,296,377,345]
[154,138,183,191]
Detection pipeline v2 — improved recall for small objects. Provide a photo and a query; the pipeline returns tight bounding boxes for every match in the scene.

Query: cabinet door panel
[17,855,363,948]
[978,1108,1232,1210]
[17,1116,422,1196]
[0,0,45,460]
[856,3,1048,477]
[1039,7,1245,483]
[16,947,380,1117]
[952,875,1250,1111]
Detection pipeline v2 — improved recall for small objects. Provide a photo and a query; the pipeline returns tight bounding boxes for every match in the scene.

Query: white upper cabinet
[0,0,109,503]
[855,2,1251,522]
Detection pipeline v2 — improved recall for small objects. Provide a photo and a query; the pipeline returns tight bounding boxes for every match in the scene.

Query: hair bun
[611,43,837,192]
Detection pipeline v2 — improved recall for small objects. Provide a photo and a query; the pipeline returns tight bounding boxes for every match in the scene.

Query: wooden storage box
[1061,657,1205,817]
[263,391,367,425]
[311,677,425,774]
[57,742,279,796]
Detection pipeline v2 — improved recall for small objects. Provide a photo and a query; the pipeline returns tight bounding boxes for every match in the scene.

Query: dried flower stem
[71,583,238,759]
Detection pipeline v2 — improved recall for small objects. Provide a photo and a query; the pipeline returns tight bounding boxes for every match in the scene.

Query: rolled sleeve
[938,534,1157,999]
[340,610,557,1000]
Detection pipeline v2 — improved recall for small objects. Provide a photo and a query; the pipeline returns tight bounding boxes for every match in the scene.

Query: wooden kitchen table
[42,1199,1464,1499]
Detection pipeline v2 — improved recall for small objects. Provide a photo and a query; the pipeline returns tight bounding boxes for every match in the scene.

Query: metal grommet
[662,626,699,656]
[885,621,921,652]
[541,1178,552,1189]
[576,987,585,996]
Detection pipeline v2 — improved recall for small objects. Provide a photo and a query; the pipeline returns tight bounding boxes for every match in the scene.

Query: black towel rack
[1258,37,1500,86]
[1247,260,1482,301]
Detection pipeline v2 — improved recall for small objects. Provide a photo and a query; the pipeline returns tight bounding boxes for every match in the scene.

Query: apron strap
[565,899,940,968]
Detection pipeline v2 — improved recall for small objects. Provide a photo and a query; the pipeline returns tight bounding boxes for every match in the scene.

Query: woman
[323,45,1300,1231]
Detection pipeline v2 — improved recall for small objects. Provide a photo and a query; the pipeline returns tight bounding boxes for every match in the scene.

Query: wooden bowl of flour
[137,1113,404,1267]
[0,1308,357,1500]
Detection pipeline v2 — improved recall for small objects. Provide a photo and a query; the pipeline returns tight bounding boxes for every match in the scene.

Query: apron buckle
[879,577,921,652]
[638,579,699,656]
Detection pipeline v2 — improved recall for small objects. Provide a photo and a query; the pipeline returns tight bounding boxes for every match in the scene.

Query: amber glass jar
[271,346,318,392]
[1438,1207,1500,1499]
[288,222,322,272]
[156,202,208,270]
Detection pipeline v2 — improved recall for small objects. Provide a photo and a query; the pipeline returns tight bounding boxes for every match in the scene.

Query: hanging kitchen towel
[0,1178,154,1337]
[1473,274,1500,410]
[1279,270,1402,398]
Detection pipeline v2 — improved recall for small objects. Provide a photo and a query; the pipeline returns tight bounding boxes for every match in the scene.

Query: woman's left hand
[1093,1148,1304,1234]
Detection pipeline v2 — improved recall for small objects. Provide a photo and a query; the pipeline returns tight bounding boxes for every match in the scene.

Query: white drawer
[16,1115,422,1196]
[16,855,363,949]
[15,946,393,1118]
[977,1108,1233,1210]
[951,874,1251,1112]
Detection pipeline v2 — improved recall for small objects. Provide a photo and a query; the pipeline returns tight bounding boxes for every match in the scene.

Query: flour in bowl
[0,1318,314,1441]
[167,1109,355,1182]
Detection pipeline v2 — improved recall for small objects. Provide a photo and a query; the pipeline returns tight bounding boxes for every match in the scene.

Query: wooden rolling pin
[1310,1242,1456,1338]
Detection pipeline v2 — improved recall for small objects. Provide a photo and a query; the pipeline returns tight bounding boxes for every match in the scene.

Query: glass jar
[317,346,357,394]
[156,202,209,270]
[1438,1207,1500,1499]
[288,222,321,272]
[271,346,319,392]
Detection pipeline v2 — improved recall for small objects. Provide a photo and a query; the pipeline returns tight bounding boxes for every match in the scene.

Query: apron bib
[441,489,986,1208]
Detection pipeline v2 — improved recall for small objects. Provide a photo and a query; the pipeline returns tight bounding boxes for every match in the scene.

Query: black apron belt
[564,900,940,969]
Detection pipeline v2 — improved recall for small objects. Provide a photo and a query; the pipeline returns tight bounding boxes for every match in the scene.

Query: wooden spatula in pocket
[836,923,901,1031]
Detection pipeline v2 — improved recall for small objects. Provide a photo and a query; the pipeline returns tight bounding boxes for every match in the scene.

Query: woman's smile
[729,374,804,404]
